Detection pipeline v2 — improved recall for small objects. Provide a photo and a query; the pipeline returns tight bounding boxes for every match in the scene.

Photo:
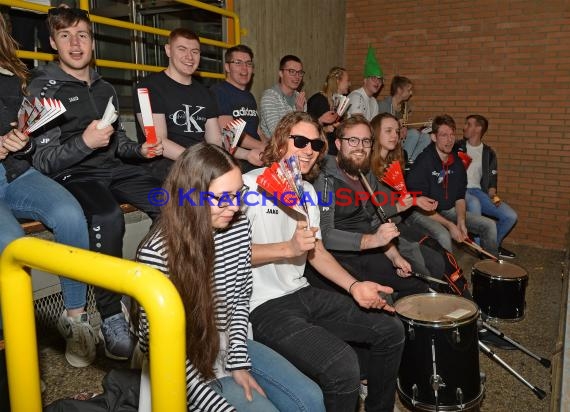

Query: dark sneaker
[499,247,516,259]
[479,329,516,350]
[99,313,136,360]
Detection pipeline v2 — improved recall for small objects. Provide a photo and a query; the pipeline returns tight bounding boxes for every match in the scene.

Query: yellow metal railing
[0,238,187,412]
[0,0,240,78]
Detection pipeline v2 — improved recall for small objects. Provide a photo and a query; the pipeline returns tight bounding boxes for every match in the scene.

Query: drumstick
[358,170,388,223]
[463,238,498,261]
[402,121,431,128]
[411,271,449,286]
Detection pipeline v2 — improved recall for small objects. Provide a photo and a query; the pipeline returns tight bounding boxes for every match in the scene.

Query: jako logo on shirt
[232,107,258,117]
[171,105,206,132]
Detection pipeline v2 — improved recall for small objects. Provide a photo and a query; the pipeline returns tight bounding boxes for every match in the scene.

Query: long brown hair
[260,111,327,182]
[146,143,239,381]
[370,112,406,179]
[0,14,28,92]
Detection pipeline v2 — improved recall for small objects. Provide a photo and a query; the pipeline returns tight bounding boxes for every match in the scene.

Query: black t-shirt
[134,71,218,148]
[134,71,218,182]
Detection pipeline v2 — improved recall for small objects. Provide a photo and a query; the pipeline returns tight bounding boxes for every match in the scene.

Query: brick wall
[345,0,570,250]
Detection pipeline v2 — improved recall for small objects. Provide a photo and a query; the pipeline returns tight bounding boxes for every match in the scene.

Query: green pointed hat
[363,45,383,78]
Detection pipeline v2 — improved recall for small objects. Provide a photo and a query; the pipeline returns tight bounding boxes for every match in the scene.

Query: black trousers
[56,164,161,319]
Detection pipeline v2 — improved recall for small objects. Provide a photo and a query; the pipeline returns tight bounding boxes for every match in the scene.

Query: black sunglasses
[48,7,90,18]
[289,135,325,152]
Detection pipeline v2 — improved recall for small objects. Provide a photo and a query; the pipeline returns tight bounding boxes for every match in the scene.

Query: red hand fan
[457,151,472,170]
[381,161,408,194]
[256,160,310,225]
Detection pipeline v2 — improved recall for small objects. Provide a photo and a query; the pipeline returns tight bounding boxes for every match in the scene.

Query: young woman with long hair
[370,112,407,178]
[136,143,324,411]
[307,66,350,154]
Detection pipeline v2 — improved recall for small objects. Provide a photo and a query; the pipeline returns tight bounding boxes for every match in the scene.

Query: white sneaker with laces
[57,311,97,368]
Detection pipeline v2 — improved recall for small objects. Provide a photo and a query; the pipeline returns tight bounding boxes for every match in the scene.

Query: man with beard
[405,114,498,256]
[311,115,429,298]
[244,111,404,412]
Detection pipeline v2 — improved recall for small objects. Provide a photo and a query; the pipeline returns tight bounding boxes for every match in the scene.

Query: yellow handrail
[0,238,187,412]
[0,0,238,76]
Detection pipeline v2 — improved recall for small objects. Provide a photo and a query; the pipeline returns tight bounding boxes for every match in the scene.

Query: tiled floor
[39,243,566,411]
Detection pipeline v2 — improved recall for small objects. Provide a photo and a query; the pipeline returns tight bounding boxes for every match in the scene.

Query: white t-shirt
[466,142,484,189]
[243,168,322,311]
[347,87,379,121]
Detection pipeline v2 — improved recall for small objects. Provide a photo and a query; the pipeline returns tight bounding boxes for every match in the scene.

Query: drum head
[395,293,479,326]
[473,260,527,279]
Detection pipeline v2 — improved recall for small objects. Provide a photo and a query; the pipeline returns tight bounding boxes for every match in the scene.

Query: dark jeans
[333,249,429,299]
[57,164,161,319]
[250,286,405,412]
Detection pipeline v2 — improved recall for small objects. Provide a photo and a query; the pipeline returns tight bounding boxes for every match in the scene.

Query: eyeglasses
[207,185,249,208]
[48,7,89,18]
[229,60,254,68]
[281,68,305,77]
[289,135,325,152]
[338,137,374,148]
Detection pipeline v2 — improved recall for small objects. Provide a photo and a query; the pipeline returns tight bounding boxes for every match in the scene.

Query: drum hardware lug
[453,328,461,344]
[456,387,465,409]
[412,384,418,406]
[480,372,486,385]
[408,323,415,340]
[430,374,446,391]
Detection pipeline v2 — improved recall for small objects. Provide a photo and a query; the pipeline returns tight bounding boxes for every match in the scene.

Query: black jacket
[455,139,498,193]
[0,70,35,182]
[406,143,467,211]
[313,155,399,252]
[28,62,143,179]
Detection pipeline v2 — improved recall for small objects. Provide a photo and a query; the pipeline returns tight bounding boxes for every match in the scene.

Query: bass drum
[472,260,528,321]
[395,293,484,411]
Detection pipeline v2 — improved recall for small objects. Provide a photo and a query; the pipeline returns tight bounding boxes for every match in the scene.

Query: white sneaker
[57,311,97,368]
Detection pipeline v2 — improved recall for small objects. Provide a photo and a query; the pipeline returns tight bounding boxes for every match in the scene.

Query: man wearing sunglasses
[243,111,404,412]
[311,115,433,300]
[210,44,266,172]
[259,55,307,138]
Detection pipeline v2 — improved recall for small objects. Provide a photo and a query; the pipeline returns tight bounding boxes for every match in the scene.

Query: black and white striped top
[137,214,253,412]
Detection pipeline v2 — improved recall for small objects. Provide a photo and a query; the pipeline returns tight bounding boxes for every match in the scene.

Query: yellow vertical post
[0,263,41,411]
[0,238,187,412]
[78,0,89,11]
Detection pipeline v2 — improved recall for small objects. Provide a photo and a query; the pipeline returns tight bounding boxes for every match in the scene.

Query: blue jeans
[250,286,405,412]
[0,166,89,312]
[406,208,498,256]
[212,340,325,412]
[403,128,431,163]
[465,188,518,245]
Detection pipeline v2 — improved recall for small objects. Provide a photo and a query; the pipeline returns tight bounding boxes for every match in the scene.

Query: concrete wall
[235,0,347,103]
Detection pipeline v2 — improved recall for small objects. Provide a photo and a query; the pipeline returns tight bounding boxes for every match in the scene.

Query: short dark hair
[168,28,200,44]
[432,114,456,135]
[225,44,253,63]
[47,7,91,37]
[390,75,413,97]
[465,114,489,136]
[279,54,302,69]
[335,114,373,141]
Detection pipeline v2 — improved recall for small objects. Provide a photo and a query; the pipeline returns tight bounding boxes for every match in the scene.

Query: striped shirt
[137,214,253,412]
